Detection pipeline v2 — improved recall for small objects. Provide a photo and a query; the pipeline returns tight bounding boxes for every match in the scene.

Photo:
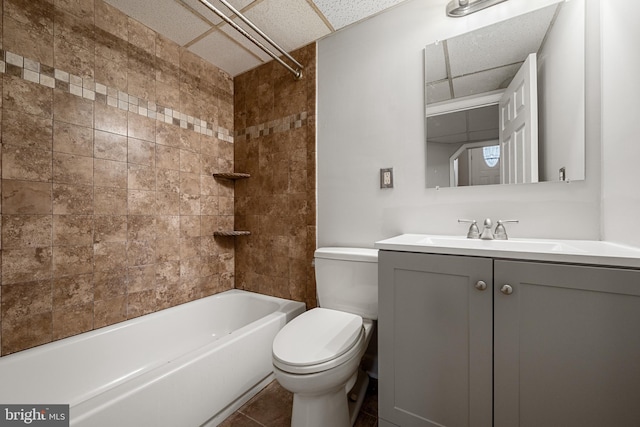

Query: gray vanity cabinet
[493,260,640,427]
[379,251,640,427]
[378,251,494,427]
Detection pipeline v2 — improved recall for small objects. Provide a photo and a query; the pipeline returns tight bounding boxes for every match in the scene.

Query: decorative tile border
[0,49,234,143]
[235,111,309,140]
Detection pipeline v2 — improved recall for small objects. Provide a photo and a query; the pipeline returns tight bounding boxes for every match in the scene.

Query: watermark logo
[0,405,69,426]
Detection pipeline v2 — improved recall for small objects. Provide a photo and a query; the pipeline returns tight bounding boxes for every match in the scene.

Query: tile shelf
[213,231,251,237]
[212,172,251,236]
[212,172,250,180]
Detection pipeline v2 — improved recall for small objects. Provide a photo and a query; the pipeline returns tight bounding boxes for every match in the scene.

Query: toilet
[272,247,378,427]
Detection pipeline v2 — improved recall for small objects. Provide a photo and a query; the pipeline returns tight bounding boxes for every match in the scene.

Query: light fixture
[446,0,509,17]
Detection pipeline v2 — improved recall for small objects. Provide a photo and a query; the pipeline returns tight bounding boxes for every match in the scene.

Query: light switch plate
[380,168,393,189]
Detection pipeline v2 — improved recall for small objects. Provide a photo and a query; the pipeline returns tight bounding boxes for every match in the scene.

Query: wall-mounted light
[446,0,509,17]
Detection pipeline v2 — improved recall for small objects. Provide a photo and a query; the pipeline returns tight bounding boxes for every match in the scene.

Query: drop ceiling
[104,0,409,77]
[424,3,560,146]
[425,3,559,104]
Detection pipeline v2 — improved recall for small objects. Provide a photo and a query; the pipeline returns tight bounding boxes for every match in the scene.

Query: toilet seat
[273,308,365,375]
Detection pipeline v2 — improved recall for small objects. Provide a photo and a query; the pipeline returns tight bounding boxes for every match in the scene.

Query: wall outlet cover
[380,168,393,189]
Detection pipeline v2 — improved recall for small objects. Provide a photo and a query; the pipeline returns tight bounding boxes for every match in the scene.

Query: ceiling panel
[468,105,498,131]
[452,63,521,98]
[217,20,273,63]
[469,129,499,141]
[453,63,521,98]
[426,105,499,144]
[242,0,331,52]
[313,0,407,30]
[104,0,212,45]
[427,110,468,138]
[425,42,447,83]
[426,80,452,105]
[188,29,263,76]
[447,4,558,77]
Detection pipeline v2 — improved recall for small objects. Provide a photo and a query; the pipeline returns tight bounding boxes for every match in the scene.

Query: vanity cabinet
[378,250,640,427]
[493,260,640,427]
[378,251,493,427]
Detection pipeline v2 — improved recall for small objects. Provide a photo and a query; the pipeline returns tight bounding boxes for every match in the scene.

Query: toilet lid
[273,308,363,367]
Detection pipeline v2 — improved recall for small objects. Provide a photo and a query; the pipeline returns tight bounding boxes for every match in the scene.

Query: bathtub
[0,290,305,426]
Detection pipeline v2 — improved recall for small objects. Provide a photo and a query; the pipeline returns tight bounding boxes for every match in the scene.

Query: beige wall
[0,0,236,355]
[234,43,317,310]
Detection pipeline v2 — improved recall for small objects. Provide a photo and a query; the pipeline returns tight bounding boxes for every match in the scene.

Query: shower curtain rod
[197,0,304,79]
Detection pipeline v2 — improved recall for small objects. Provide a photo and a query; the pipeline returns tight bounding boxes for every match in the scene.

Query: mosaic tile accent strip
[0,49,234,143]
[235,111,309,140]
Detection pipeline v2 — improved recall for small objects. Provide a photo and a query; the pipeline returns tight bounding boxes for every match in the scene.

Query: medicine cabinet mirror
[425,0,585,188]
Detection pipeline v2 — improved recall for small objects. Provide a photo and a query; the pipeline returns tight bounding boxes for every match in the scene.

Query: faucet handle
[458,219,480,239]
[495,220,519,240]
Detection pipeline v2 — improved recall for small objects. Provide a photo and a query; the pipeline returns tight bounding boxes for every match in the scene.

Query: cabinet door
[379,251,493,427]
[494,260,640,427]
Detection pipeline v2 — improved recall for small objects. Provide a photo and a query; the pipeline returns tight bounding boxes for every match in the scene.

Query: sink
[418,236,586,253]
[374,234,640,268]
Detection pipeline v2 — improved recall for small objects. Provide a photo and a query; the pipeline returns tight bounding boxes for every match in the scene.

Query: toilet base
[347,369,370,426]
[291,383,349,427]
[289,369,370,427]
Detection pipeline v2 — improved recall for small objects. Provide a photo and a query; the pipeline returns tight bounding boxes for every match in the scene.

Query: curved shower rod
[197,0,304,79]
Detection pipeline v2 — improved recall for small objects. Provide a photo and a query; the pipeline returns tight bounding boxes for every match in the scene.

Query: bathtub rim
[0,289,301,363]
[0,290,306,410]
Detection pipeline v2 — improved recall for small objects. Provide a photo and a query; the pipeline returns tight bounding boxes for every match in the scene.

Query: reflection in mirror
[428,105,500,187]
[425,0,585,188]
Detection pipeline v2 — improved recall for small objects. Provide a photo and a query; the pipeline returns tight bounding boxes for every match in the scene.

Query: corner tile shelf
[212,172,251,237]
[213,231,251,237]
[212,172,250,180]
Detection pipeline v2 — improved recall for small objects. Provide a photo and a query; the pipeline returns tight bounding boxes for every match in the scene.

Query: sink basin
[418,236,586,253]
[374,234,640,268]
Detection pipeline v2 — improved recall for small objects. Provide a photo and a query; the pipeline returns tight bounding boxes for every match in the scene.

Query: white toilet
[272,247,378,427]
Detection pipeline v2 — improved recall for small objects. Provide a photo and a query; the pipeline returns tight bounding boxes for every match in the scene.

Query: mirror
[425,0,585,188]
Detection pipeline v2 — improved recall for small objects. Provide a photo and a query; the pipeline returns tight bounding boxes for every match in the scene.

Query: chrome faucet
[460,218,519,240]
[480,218,494,240]
[494,220,519,240]
[458,219,480,239]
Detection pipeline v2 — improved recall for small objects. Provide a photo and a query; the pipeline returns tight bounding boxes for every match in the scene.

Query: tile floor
[219,378,378,427]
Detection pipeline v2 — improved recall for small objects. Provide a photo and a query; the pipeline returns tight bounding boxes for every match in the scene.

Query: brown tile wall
[0,0,236,356]
[233,44,317,310]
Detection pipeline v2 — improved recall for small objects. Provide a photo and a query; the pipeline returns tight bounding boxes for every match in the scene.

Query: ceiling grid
[104,0,408,76]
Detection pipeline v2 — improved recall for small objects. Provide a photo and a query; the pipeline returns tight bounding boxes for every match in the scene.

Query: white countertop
[374,234,640,268]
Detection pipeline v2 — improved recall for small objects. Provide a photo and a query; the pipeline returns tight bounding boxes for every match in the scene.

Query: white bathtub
[0,290,305,426]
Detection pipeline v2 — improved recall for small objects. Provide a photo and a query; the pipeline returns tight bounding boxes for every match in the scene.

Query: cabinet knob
[500,284,514,295]
[475,280,487,291]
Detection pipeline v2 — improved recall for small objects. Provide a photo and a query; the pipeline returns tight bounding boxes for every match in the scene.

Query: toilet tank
[314,247,378,320]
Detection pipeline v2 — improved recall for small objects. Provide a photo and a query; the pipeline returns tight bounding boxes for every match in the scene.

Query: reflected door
[499,53,538,184]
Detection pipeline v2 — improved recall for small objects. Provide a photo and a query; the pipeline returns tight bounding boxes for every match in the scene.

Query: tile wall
[0,0,236,355]
[234,44,317,310]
